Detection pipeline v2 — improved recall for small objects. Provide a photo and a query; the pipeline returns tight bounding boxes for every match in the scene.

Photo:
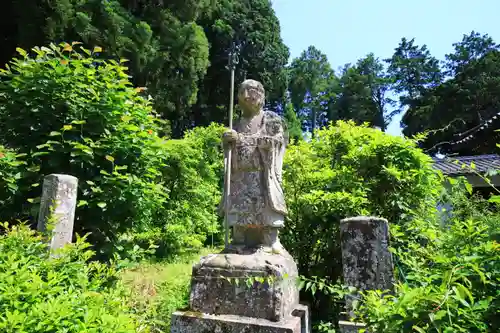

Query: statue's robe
[221,110,288,228]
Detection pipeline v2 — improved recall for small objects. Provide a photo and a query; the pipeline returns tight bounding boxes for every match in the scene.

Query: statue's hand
[222,129,238,145]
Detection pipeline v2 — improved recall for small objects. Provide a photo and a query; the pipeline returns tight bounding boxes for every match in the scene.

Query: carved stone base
[171,311,302,333]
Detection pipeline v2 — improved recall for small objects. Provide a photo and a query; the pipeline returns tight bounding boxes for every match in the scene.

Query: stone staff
[223,42,239,247]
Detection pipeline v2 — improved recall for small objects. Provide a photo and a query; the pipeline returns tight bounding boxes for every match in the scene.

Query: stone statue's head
[238,79,265,116]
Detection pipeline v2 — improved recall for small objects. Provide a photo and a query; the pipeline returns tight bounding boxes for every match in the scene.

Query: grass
[120,247,221,332]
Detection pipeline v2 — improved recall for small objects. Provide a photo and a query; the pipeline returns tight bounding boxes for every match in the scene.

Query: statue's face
[238,80,264,116]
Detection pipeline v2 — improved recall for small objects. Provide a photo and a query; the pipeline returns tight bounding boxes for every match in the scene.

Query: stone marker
[37,174,78,251]
[338,216,395,333]
[171,80,309,333]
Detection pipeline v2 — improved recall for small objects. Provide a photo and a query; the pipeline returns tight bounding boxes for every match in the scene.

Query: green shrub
[0,43,170,256]
[0,146,27,220]
[117,123,225,257]
[0,223,144,332]
[282,120,442,322]
[0,44,226,257]
[440,177,500,240]
[357,209,499,332]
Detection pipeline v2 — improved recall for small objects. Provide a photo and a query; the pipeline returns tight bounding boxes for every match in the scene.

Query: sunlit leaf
[489,195,500,203]
[465,182,473,195]
[16,48,27,57]
[77,200,89,207]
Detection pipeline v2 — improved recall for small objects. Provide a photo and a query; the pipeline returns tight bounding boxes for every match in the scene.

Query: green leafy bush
[0,223,144,332]
[440,177,500,240]
[357,200,499,332]
[0,44,225,258]
[117,123,225,257]
[0,146,27,220]
[0,43,169,256]
[282,121,442,321]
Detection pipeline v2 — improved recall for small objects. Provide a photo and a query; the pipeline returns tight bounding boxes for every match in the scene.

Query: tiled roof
[433,154,500,176]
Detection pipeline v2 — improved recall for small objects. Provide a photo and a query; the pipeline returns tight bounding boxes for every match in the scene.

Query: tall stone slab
[171,80,309,333]
[338,216,395,333]
[37,174,78,251]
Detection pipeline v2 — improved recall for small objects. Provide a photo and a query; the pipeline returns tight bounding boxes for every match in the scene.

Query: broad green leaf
[434,310,447,320]
[297,279,305,290]
[455,283,474,305]
[77,200,88,207]
[311,283,317,295]
[16,48,27,57]
[412,326,426,333]
[452,285,470,307]
[489,195,500,203]
[465,182,473,195]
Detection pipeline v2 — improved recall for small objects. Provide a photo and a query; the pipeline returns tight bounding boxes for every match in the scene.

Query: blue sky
[272,0,500,136]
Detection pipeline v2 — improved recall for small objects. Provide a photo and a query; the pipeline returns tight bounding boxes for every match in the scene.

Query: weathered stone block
[340,216,395,323]
[171,311,302,333]
[340,216,394,293]
[189,249,299,322]
[37,174,78,251]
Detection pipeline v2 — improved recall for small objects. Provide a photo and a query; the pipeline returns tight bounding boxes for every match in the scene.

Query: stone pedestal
[338,216,395,333]
[171,247,309,333]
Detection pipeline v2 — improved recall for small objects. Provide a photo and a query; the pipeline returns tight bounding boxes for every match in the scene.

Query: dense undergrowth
[0,223,143,332]
[282,121,442,323]
[354,184,500,333]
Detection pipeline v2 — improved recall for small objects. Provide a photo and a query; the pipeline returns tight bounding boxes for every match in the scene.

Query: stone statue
[170,80,310,332]
[220,79,288,251]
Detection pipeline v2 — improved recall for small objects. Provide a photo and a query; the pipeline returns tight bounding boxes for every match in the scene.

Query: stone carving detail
[221,79,288,250]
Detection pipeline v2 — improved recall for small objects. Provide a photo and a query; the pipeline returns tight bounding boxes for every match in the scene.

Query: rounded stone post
[340,216,394,314]
[37,174,78,251]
